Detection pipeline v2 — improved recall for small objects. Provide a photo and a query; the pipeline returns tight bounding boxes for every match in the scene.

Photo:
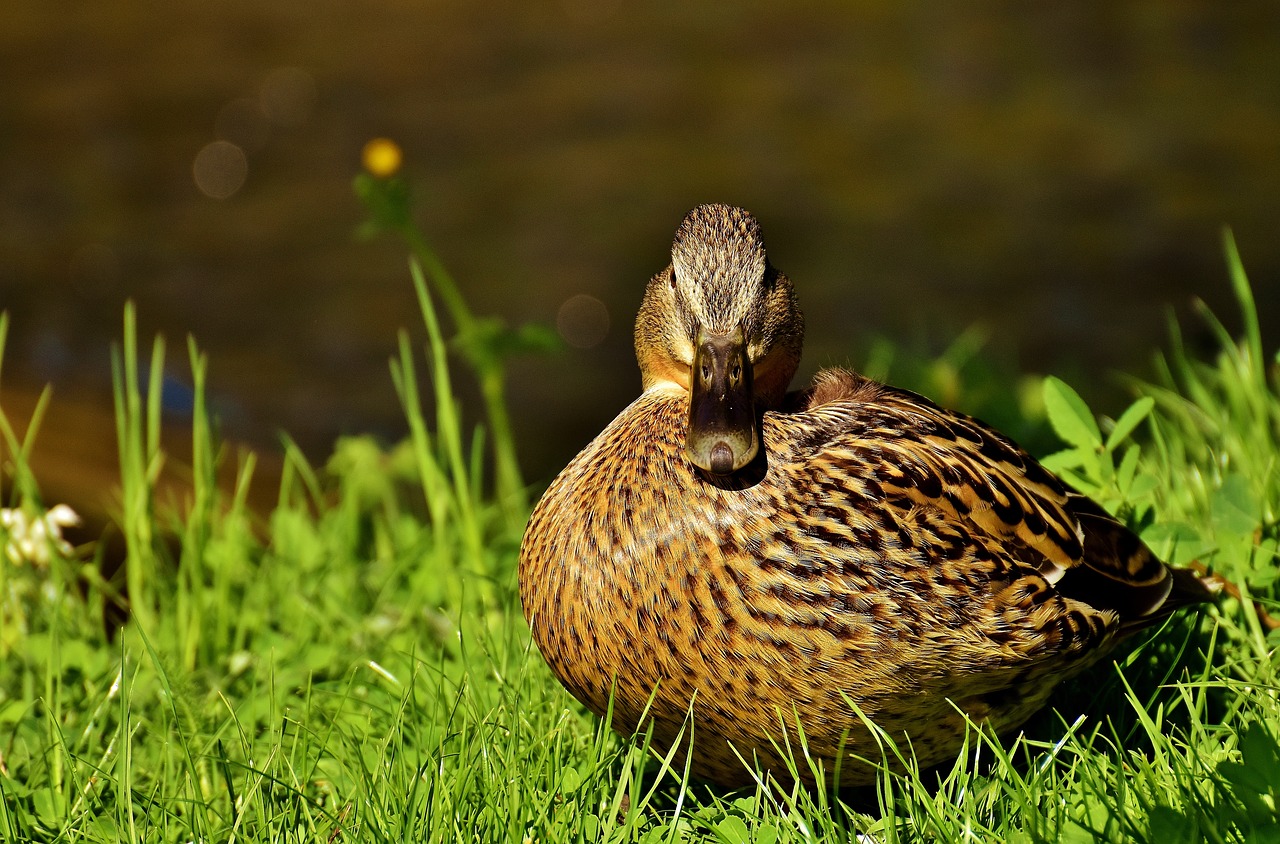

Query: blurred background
[2,2,1278,516]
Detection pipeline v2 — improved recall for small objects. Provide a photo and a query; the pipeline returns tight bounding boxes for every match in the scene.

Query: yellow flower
[362,138,402,177]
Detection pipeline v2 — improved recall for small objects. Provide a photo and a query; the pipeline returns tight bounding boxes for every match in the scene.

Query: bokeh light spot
[362,138,402,177]
[193,141,248,199]
[556,294,610,349]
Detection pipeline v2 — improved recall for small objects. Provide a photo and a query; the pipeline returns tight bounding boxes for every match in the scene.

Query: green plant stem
[399,225,527,525]
[111,303,161,636]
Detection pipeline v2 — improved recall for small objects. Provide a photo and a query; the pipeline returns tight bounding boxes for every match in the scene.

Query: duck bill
[687,326,758,475]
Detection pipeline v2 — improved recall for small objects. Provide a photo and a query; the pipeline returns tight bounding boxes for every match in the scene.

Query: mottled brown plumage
[519,204,1211,787]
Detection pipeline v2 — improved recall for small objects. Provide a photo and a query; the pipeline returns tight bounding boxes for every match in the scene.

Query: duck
[519,203,1211,787]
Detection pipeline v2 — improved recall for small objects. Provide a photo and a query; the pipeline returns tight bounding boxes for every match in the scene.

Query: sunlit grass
[1,205,1278,841]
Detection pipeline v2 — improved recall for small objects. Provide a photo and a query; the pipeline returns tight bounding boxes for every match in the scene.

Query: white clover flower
[1,504,81,567]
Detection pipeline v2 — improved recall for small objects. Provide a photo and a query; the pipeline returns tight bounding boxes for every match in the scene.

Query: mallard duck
[519,204,1211,787]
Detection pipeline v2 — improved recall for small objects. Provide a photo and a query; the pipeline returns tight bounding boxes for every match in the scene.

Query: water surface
[2,3,1277,503]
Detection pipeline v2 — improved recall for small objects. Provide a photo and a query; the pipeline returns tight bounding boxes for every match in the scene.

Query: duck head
[634,204,805,475]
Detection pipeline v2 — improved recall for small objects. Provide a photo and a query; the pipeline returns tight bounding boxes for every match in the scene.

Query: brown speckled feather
[519,205,1211,787]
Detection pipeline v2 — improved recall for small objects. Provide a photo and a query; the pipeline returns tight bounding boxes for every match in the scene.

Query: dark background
[2,2,1277,501]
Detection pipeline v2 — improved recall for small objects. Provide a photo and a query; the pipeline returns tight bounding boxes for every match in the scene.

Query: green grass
[2,196,1279,841]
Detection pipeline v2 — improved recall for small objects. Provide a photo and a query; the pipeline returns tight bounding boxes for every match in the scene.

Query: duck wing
[804,369,1210,626]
